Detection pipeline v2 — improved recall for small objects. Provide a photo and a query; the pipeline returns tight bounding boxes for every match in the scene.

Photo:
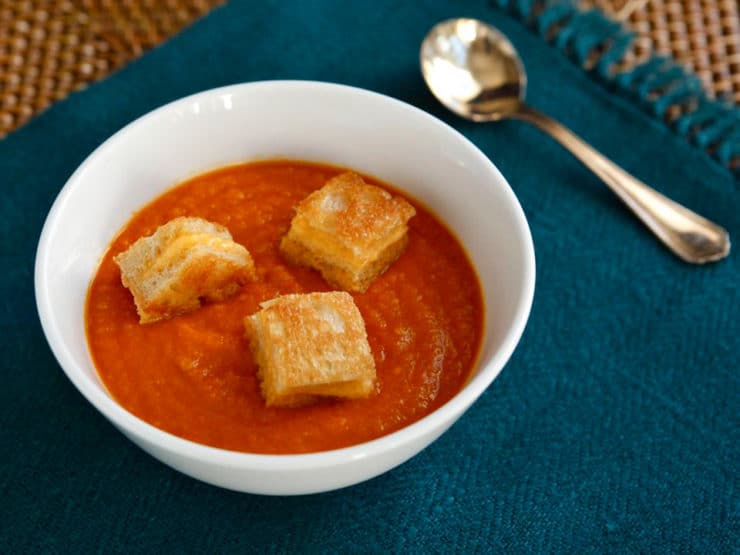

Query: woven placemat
[0,0,224,138]
[592,0,740,102]
[0,0,736,138]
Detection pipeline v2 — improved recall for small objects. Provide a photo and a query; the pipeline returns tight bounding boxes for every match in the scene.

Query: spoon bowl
[421,18,525,121]
[420,18,730,264]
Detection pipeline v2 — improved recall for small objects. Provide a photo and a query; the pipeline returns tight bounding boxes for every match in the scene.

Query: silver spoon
[420,18,730,264]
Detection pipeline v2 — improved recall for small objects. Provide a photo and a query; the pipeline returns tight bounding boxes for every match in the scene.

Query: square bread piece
[114,216,257,324]
[280,172,416,292]
[244,292,376,407]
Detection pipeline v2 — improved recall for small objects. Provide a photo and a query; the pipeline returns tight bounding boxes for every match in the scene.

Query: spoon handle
[513,104,730,264]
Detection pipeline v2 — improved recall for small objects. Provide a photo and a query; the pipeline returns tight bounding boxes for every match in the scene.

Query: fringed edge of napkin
[492,0,740,179]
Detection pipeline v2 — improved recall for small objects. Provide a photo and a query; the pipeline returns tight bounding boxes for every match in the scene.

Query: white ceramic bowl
[35,81,535,495]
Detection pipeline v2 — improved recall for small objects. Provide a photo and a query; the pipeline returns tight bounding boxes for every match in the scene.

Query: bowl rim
[34,80,535,470]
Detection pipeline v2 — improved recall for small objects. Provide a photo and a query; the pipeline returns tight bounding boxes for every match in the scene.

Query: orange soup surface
[86,161,484,454]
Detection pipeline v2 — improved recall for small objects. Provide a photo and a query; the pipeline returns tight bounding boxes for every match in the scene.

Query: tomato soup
[86,161,484,454]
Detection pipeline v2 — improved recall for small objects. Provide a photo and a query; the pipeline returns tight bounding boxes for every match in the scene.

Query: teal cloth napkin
[2,0,738,552]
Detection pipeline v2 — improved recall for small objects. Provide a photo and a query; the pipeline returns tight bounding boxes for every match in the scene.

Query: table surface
[0,0,737,140]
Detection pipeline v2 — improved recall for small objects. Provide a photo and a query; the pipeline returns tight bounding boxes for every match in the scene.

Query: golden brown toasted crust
[114,217,257,324]
[280,232,409,293]
[244,292,376,407]
[279,172,415,292]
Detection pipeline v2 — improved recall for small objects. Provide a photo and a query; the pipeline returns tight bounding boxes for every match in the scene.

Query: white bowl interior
[36,81,534,486]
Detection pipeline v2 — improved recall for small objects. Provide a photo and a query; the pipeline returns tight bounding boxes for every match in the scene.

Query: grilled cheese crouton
[244,292,376,407]
[115,217,256,323]
[280,172,415,292]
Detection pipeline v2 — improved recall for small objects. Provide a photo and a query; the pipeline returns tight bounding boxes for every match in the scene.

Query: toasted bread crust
[244,292,376,407]
[280,232,409,293]
[114,217,257,323]
[279,172,415,292]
